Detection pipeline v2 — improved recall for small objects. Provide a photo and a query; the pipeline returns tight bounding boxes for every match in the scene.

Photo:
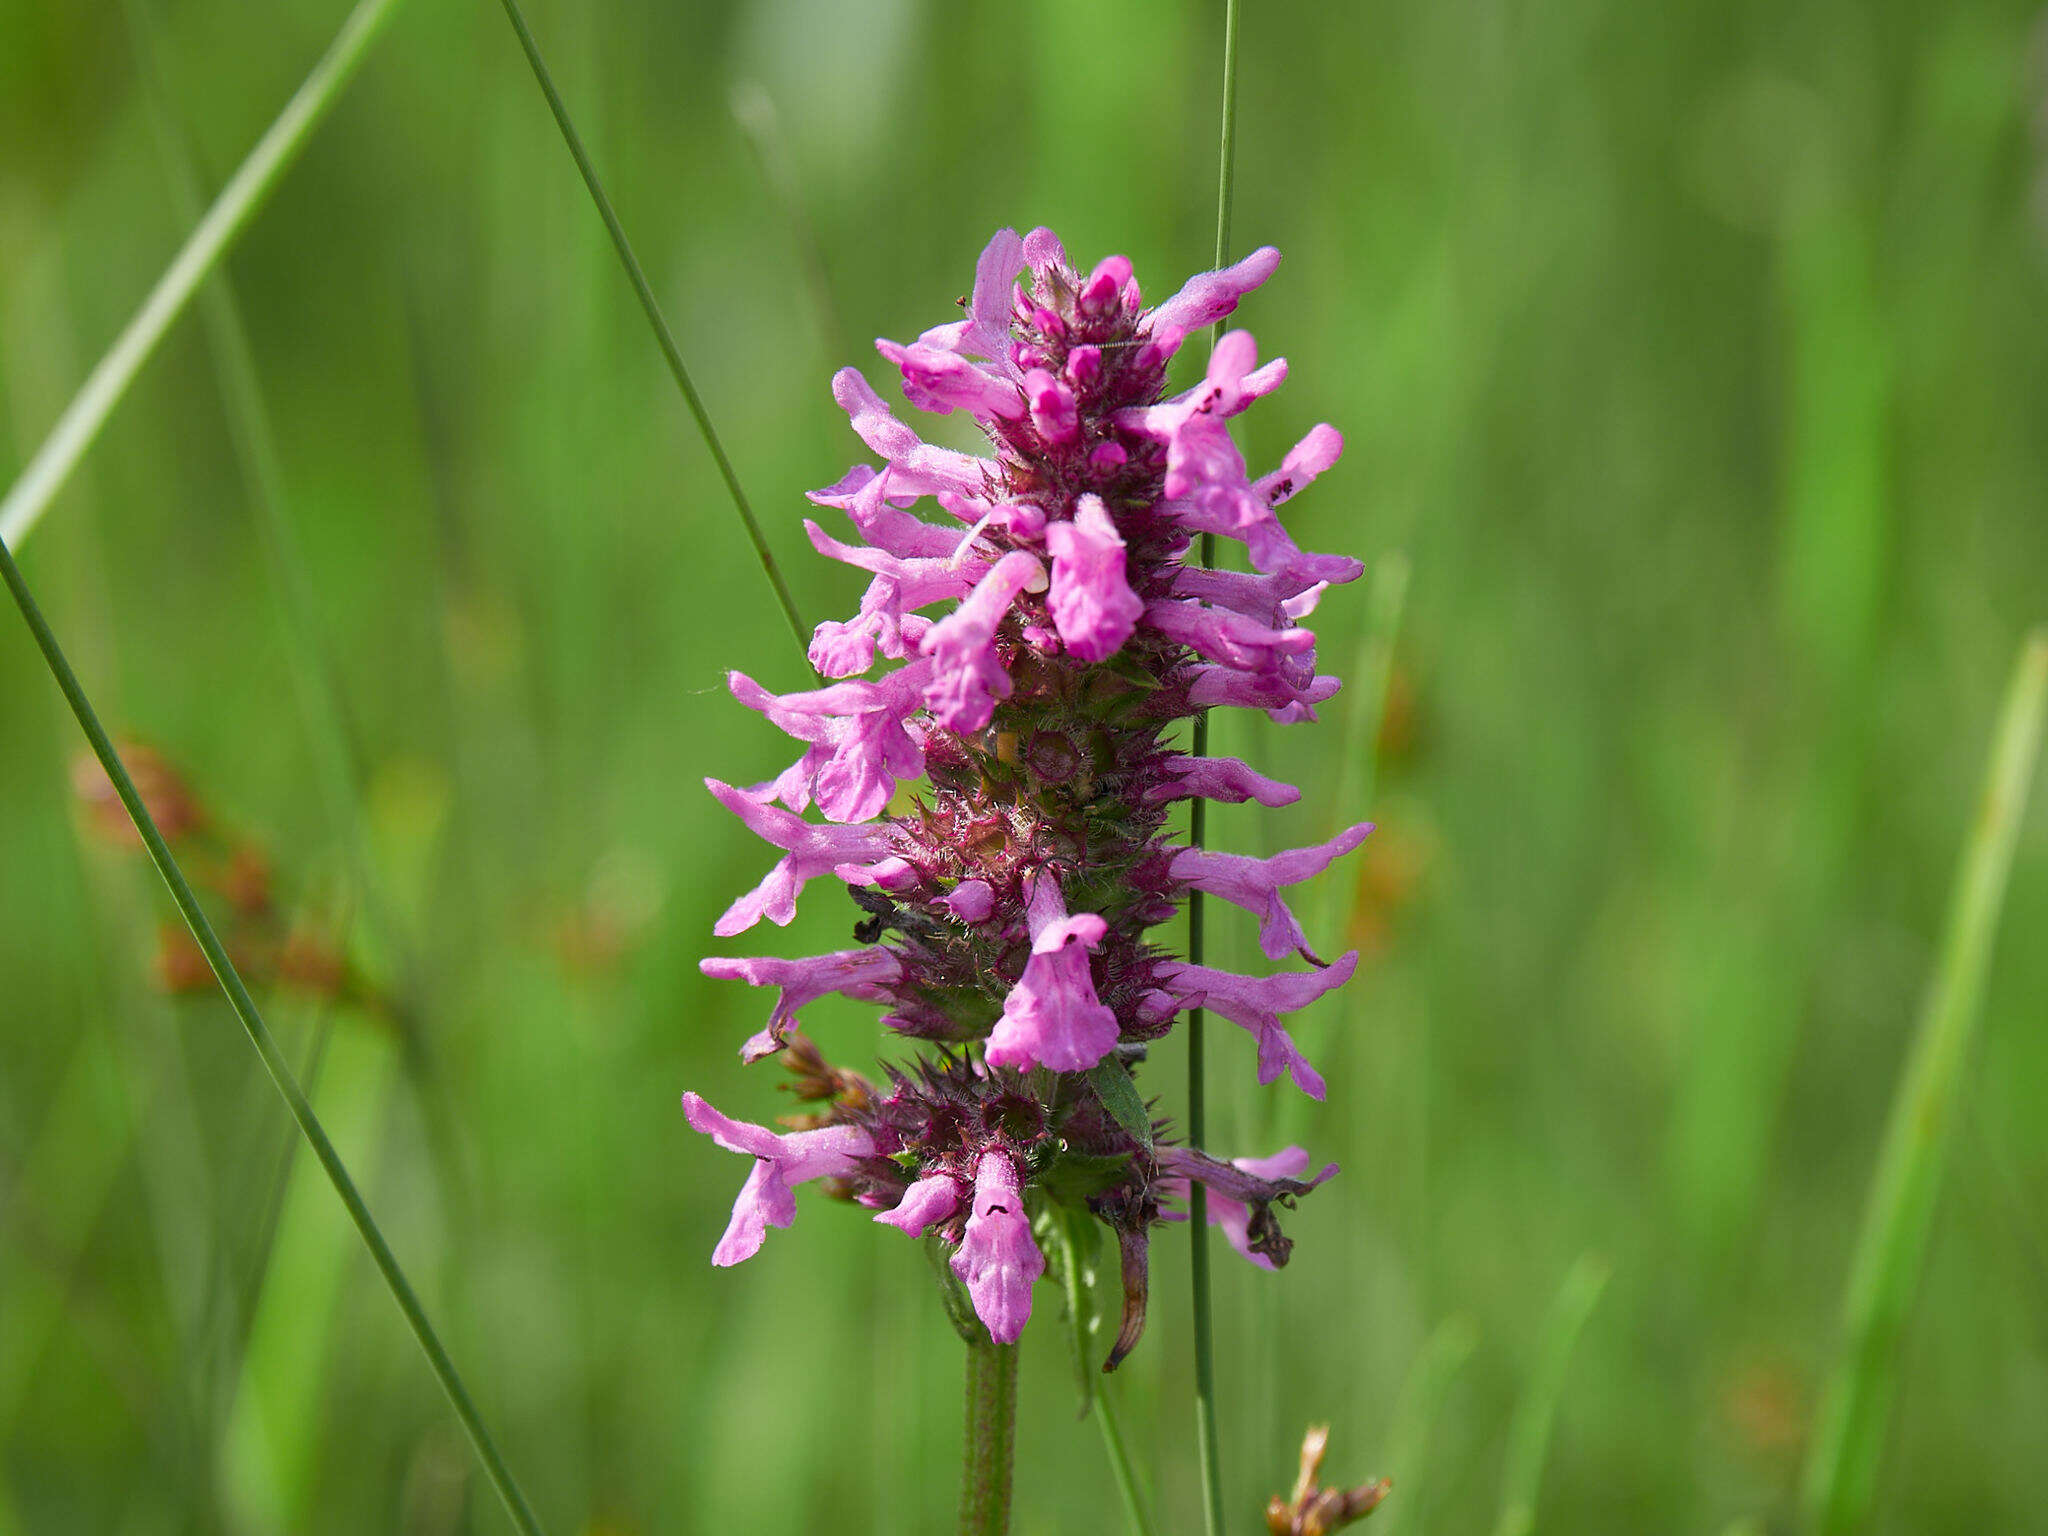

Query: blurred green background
[3,0,2046,1531]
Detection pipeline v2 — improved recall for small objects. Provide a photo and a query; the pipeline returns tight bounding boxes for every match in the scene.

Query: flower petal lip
[682,1093,874,1266]
[949,1152,1045,1343]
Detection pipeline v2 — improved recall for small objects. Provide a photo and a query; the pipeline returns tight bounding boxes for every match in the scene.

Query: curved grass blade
[1800,629,2048,1536]
[0,537,550,1536]
[1372,1314,1478,1536]
[0,0,407,551]
[493,0,810,661]
[1493,1253,1609,1536]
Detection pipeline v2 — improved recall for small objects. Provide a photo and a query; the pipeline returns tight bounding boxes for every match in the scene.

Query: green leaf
[1088,1058,1153,1150]
[1039,1150,1135,1204]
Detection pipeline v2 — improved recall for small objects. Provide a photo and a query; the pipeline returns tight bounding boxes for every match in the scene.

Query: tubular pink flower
[1144,245,1282,358]
[727,668,928,824]
[919,550,1045,732]
[700,948,904,1063]
[986,872,1121,1072]
[875,1172,964,1236]
[918,227,1028,365]
[1159,1146,1341,1270]
[705,778,896,935]
[877,338,1025,422]
[937,879,995,923]
[1146,754,1303,808]
[831,368,997,502]
[1144,597,1317,676]
[950,1152,1044,1343]
[1022,368,1080,446]
[1188,663,1342,723]
[682,1093,874,1266]
[1171,824,1373,962]
[1046,496,1143,662]
[1161,951,1361,1099]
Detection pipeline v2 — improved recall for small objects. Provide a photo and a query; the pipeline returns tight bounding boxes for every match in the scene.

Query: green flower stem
[0,535,549,1536]
[1800,629,2048,1535]
[1186,3,1242,1534]
[492,0,811,663]
[959,1336,1020,1536]
[0,0,405,551]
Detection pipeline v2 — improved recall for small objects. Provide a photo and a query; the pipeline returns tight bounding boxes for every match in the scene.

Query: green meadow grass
[3,0,2046,1532]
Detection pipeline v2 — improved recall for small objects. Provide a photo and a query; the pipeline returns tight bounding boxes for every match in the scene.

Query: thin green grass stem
[1493,1253,1609,1536]
[0,0,406,551]
[493,0,810,662]
[0,537,549,1536]
[1187,4,1241,1533]
[1800,629,2048,1535]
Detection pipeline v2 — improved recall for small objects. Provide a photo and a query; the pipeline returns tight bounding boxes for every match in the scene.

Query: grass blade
[1800,628,2048,1535]
[1186,1,1242,1531]
[0,536,549,1536]
[492,0,810,661]
[0,0,407,551]
[1493,1253,1609,1536]
[1373,1314,1479,1536]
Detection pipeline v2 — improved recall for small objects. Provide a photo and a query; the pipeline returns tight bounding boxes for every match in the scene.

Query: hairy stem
[960,1336,1020,1536]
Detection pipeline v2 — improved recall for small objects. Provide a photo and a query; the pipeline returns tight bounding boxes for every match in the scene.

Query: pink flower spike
[682,1093,874,1266]
[1171,824,1373,962]
[1162,952,1360,1098]
[1145,246,1282,358]
[949,1152,1045,1343]
[700,948,903,1063]
[986,872,1121,1073]
[875,1173,963,1236]
[919,550,1046,732]
[1147,755,1303,809]
[705,778,895,935]
[1046,496,1144,662]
